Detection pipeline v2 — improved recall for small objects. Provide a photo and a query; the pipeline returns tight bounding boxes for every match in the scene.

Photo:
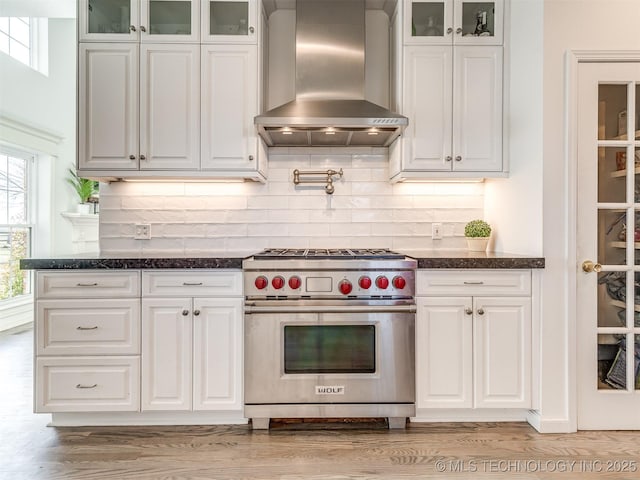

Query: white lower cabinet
[416,270,532,410]
[141,271,243,412]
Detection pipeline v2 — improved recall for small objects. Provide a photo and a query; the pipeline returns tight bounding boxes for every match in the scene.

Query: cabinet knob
[249,26,255,34]
[446,27,453,34]
[129,155,136,160]
[193,310,200,316]
[140,26,146,33]
[456,27,463,34]
[477,308,485,315]
[249,155,254,161]
[455,155,462,162]
[182,309,189,316]
[465,308,473,315]
[445,156,452,162]
[130,25,136,32]
[140,154,146,160]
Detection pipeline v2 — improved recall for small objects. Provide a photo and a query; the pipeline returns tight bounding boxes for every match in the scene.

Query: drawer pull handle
[77,282,99,287]
[76,326,98,330]
[463,281,484,285]
[76,383,97,389]
[183,282,204,286]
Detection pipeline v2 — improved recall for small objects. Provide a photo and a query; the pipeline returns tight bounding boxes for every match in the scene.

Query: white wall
[0,19,77,256]
[541,0,640,432]
[99,148,485,254]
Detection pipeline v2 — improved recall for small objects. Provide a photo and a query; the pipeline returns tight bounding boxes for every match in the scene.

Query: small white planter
[75,203,92,215]
[466,237,490,252]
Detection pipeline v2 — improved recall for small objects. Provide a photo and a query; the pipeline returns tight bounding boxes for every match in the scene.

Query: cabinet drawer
[35,356,140,412]
[142,270,242,297]
[37,271,140,299]
[36,299,140,356]
[417,270,531,296]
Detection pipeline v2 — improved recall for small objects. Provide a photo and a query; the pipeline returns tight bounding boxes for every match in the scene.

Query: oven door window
[284,325,375,374]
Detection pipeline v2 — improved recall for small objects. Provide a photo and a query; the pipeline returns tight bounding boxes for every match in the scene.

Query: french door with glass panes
[577,62,640,429]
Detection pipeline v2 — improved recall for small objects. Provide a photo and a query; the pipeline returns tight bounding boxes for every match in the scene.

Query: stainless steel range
[243,248,417,429]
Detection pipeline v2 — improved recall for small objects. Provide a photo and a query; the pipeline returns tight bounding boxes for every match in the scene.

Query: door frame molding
[566,50,640,431]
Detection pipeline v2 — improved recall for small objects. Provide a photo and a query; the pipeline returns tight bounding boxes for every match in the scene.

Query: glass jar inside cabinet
[404,0,503,45]
[202,0,257,43]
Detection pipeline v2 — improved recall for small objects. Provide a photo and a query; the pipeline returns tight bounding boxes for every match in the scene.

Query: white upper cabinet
[79,0,200,43]
[202,0,258,44]
[201,44,260,171]
[404,0,503,45]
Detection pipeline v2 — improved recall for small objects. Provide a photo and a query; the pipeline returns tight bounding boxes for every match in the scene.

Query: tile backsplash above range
[98,148,484,254]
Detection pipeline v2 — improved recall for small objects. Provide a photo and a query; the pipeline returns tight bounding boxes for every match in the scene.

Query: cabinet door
[473,296,531,408]
[201,44,258,171]
[453,0,503,45]
[202,0,257,44]
[404,0,453,45]
[416,297,473,408]
[142,298,192,410]
[140,0,200,43]
[78,0,140,42]
[78,44,139,170]
[453,46,502,172]
[140,44,200,170]
[402,46,453,171]
[192,298,243,411]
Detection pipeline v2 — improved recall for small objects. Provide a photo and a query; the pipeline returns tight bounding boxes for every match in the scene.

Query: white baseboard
[526,410,575,433]
[412,408,529,423]
[49,411,249,427]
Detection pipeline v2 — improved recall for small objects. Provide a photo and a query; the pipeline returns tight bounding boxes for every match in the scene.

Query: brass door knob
[582,260,602,273]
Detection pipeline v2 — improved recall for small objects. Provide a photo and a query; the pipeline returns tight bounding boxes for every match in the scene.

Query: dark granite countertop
[400,250,545,269]
[20,252,254,270]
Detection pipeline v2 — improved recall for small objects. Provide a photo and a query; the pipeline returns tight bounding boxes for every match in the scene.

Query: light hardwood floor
[2,325,640,480]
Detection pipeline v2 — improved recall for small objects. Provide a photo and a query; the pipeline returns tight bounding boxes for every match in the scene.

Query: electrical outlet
[432,222,443,240]
[134,224,151,240]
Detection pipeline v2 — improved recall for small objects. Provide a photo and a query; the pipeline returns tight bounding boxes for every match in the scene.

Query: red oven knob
[288,276,301,289]
[254,276,268,290]
[358,276,372,289]
[393,276,407,289]
[339,280,353,295]
[272,276,285,290]
[376,275,389,289]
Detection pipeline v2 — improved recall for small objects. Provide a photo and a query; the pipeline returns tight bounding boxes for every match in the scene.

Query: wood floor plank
[2,326,640,479]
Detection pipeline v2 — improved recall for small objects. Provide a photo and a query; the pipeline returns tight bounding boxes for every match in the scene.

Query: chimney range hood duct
[255,0,408,148]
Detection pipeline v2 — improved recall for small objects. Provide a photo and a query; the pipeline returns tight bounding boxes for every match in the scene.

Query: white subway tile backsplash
[99,150,485,254]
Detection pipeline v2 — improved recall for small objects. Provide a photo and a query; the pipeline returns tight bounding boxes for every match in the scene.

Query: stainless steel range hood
[255,0,408,147]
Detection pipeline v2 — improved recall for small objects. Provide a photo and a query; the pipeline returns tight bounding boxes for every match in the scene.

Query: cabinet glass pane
[88,0,131,34]
[598,84,628,140]
[209,1,248,35]
[411,3,445,38]
[598,333,625,390]
[461,2,495,37]
[597,271,627,328]
[149,1,191,35]
[599,210,626,265]
[599,147,627,203]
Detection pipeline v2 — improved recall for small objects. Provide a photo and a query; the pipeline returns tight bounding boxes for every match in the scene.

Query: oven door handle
[244,304,416,314]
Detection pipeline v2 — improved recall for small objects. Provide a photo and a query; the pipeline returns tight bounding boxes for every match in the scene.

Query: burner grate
[254,248,405,260]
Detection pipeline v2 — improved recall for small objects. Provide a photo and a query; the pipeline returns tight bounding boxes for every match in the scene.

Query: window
[0,17,48,74]
[0,148,32,302]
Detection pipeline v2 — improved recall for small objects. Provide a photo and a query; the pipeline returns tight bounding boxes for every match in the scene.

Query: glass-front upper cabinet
[79,0,199,42]
[202,0,257,44]
[404,0,503,45]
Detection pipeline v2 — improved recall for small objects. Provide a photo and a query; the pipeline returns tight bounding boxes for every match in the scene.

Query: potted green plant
[67,168,98,214]
[464,219,492,252]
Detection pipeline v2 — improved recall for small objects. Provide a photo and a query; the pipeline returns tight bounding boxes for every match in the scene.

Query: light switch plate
[432,223,442,240]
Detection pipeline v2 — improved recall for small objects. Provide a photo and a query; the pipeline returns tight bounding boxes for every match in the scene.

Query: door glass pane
[209,1,248,35]
[598,209,626,265]
[598,333,626,390]
[150,1,191,35]
[284,325,375,374]
[636,335,640,390]
[461,2,495,37]
[598,84,628,140]
[599,147,627,203]
[636,84,639,140]
[411,2,445,38]
[597,271,627,327]
[88,0,131,34]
